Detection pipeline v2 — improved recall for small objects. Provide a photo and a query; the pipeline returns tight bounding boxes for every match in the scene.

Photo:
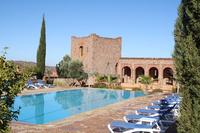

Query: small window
[80,46,83,56]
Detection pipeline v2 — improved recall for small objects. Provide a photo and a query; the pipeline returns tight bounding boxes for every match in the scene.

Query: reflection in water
[109,91,117,100]
[35,94,44,124]
[54,90,83,110]
[15,89,145,124]
[134,91,145,97]
[122,90,131,99]
[20,95,35,106]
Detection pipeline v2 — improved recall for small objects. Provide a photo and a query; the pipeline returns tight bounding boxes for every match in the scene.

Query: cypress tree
[36,16,46,79]
[173,0,200,132]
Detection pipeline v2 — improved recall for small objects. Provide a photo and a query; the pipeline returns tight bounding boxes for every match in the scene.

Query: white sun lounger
[124,114,174,130]
[108,120,164,133]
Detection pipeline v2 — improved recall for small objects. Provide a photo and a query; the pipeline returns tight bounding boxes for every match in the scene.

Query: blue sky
[0,0,181,66]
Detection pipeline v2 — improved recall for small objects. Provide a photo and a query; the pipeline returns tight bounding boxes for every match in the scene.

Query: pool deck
[18,86,77,96]
[11,87,168,133]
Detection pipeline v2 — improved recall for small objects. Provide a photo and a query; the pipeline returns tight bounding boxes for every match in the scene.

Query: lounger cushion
[126,114,159,120]
[111,121,153,129]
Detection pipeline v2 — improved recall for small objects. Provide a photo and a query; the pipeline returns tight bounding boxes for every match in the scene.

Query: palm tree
[107,75,116,88]
[139,75,152,92]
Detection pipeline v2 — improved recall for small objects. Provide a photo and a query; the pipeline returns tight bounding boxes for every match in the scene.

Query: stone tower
[71,34,121,75]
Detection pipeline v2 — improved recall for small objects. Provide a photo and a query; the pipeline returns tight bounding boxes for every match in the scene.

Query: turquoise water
[14,88,145,124]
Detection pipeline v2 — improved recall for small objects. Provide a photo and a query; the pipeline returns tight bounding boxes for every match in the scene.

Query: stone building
[71,34,175,89]
[118,58,175,90]
[71,34,121,75]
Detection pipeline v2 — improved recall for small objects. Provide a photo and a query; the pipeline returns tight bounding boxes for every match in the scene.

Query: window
[80,46,83,56]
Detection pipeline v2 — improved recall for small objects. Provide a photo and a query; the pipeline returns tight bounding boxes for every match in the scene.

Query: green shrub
[95,74,107,82]
[53,79,66,86]
[93,82,107,88]
[46,79,53,84]
[95,74,118,83]
[151,88,163,93]
[132,87,142,91]
[99,76,107,82]
[112,86,122,90]
[0,52,28,132]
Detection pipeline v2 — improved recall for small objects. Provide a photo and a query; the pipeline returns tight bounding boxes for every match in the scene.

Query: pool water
[14,88,145,124]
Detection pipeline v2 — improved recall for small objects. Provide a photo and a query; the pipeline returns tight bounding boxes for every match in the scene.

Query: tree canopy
[56,55,71,78]
[36,16,46,79]
[173,0,200,132]
[56,55,88,85]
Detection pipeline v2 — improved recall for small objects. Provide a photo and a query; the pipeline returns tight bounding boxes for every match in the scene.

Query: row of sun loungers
[108,93,181,133]
[26,80,54,89]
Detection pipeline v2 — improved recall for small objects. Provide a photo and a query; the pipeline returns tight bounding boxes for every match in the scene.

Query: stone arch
[163,67,173,85]
[149,67,159,81]
[135,67,145,83]
[122,66,131,83]
[122,66,131,77]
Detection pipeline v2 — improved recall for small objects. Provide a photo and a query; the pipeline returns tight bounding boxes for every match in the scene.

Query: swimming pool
[14,88,145,124]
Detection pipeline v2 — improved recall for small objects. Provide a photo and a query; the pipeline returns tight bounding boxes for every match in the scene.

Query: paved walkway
[11,90,166,133]
[18,86,76,96]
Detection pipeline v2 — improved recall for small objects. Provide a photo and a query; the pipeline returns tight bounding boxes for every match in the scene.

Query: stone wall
[71,34,121,75]
[71,35,94,73]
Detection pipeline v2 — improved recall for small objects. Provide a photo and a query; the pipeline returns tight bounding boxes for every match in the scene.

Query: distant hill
[12,60,55,70]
